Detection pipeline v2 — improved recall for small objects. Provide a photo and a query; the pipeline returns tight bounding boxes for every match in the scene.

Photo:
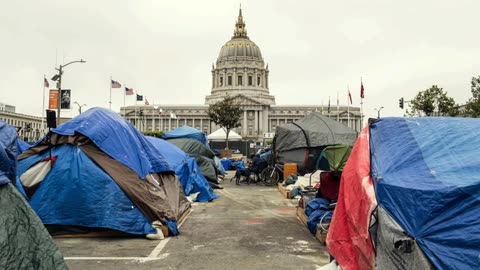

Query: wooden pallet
[315,229,327,245]
[277,183,291,199]
[296,207,308,225]
[54,207,191,238]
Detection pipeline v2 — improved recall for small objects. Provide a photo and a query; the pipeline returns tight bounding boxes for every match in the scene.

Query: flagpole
[42,75,46,134]
[123,86,126,118]
[360,77,364,129]
[109,76,112,110]
[337,91,339,122]
[135,94,138,130]
[347,85,350,128]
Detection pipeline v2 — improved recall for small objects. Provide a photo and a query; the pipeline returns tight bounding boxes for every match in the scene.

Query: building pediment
[231,94,266,106]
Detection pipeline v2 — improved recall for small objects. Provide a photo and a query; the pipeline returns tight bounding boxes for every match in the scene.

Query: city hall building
[121,8,361,140]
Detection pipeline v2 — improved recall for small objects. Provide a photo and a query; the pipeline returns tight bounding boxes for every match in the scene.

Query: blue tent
[370,117,480,269]
[146,137,218,202]
[162,125,208,146]
[17,108,189,236]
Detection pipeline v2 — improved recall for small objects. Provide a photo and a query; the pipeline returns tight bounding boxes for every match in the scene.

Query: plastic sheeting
[162,125,209,146]
[17,139,31,154]
[275,112,358,152]
[373,206,435,270]
[0,121,17,185]
[0,184,68,270]
[145,137,218,202]
[327,127,377,270]
[370,117,480,270]
[51,107,173,178]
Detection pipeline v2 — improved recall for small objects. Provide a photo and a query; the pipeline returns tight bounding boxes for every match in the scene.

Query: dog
[232,168,251,185]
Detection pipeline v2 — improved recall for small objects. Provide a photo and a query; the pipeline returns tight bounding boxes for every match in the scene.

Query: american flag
[111,80,121,88]
[44,77,49,88]
[125,87,134,95]
[348,89,353,104]
[360,80,365,99]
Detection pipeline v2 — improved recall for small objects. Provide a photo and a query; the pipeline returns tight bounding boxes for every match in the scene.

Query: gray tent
[166,138,220,188]
[274,112,358,173]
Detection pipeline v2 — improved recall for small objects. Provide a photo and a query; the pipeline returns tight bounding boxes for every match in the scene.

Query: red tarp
[326,127,377,270]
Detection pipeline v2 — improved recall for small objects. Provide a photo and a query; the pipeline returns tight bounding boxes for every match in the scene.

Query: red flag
[44,78,49,88]
[348,90,353,104]
[360,81,365,99]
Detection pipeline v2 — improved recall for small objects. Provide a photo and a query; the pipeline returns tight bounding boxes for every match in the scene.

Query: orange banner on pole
[48,89,58,109]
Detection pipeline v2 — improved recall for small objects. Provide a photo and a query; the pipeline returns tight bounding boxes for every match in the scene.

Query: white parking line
[65,209,192,261]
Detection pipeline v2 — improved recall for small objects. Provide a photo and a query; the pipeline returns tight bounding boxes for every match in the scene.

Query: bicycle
[260,162,283,186]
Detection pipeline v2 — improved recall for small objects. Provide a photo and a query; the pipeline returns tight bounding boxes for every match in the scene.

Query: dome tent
[146,136,219,202]
[162,125,208,146]
[0,120,67,269]
[274,112,358,173]
[207,128,242,142]
[166,138,221,188]
[17,108,190,236]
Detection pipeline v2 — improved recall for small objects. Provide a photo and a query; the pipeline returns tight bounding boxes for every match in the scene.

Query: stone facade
[121,8,361,140]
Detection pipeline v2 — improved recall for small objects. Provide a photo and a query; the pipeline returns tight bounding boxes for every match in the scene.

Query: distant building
[0,103,43,142]
[121,8,362,140]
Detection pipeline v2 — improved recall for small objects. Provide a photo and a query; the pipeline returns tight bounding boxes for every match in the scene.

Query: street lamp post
[74,101,87,115]
[53,59,86,125]
[374,106,384,118]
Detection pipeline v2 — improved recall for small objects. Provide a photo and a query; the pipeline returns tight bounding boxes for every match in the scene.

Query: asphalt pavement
[55,171,329,270]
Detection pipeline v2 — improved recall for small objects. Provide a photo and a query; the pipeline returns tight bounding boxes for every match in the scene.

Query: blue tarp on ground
[370,117,480,270]
[146,137,218,202]
[51,108,172,178]
[0,121,17,185]
[162,125,208,146]
[17,144,155,235]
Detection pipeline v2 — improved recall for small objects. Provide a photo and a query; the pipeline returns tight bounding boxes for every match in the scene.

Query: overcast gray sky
[1,0,479,120]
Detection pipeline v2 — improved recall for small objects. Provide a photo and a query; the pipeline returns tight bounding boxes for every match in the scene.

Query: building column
[259,110,262,135]
[152,113,155,131]
[254,110,258,135]
[243,110,247,135]
[169,118,172,130]
[262,107,268,134]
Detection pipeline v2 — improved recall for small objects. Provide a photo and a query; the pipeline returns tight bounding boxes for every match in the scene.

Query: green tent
[0,120,67,269]
[316,145,352,171]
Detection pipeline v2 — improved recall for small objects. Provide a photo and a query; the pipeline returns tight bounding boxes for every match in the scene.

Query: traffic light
[25,123,31,132]
[399,97,404,109]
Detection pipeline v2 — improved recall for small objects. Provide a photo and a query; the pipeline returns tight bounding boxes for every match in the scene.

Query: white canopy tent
[207,128,242,141]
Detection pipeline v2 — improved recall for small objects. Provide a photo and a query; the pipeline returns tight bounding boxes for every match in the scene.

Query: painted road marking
[65,210,192,261]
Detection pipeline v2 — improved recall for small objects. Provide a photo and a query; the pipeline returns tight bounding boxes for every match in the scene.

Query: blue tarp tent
[146,137,218,202]
[370,118,480,269]
[17,108,190,236]
[162,125,209,146]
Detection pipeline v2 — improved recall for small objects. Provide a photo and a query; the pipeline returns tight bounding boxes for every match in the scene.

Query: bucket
[283,163,298,180]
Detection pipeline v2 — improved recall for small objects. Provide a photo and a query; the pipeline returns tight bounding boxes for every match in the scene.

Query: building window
[228,76,232,85]
[238,75,243,86]
[220,76,223,86]
[257,76,261,86]
[248,76,253,86]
